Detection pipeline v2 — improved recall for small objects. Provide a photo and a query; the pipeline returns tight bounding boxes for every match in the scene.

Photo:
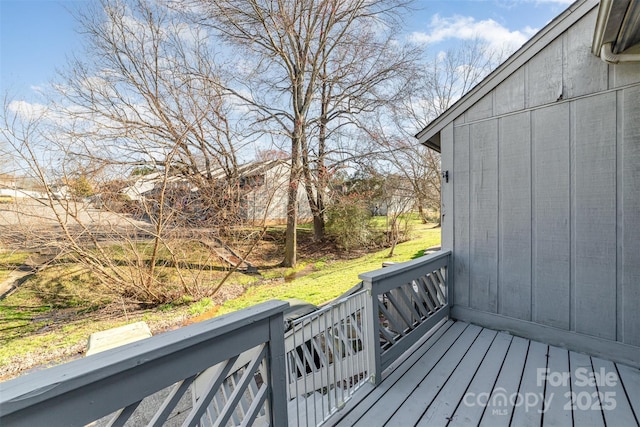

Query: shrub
[325,197,374,251]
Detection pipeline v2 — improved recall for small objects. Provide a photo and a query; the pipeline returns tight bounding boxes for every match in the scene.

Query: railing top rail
[358,249,451,283]
[1,300,289,415]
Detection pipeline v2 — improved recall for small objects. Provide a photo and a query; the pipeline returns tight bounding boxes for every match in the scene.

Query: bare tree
[379,174,415,257]
[179,0,420,265]
[1,94,289,305]
[61,0,248,211]
[372,40,504,224]
[0,0,284,306]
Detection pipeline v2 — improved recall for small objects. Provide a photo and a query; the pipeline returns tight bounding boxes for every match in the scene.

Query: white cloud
[8,100,48,121]
[409,14,538,53]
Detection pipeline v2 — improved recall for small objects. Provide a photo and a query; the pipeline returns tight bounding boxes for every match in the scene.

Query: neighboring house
[238,159,312,225]
[341,174,416,217]
[417,0,640,359]
[120,160,311,225]
[0,189,45,199]
[0,174,48,199]
[120,172,166,202]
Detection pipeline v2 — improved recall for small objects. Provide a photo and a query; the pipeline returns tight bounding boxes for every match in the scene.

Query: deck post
[267,311,288,425]
[445,250,453,308]
[362,276,382,385]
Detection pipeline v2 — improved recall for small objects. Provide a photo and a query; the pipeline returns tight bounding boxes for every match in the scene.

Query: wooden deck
[331,320,640,427]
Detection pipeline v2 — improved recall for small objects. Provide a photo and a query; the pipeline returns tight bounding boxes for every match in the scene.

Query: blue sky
[0,0,573,103]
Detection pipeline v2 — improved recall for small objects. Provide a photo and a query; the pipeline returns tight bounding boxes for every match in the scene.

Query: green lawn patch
[0,250,31,267]
[217,224,440,315]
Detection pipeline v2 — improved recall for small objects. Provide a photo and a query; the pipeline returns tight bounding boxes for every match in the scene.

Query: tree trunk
[310,73,329,242]
[283,128,302,267]
[283,192,298,267]
[417,204,427,224]
[313,211,324,241]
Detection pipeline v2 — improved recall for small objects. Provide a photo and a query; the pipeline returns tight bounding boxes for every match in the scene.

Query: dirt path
[0,270,31,299]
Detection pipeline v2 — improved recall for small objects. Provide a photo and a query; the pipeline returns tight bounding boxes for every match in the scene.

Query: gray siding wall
[443,8,640,346]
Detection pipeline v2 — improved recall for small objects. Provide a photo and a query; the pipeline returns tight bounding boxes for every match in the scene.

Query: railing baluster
[183,355,240,425]
[106,400,141,427]
[310,313,318,427]
[239,383,267,427]
[418,276,437,312]
[214,345,267,427]
[149,375,197,427]
[377,299,405,337]
[323,307,331,419]
[429,271,446,305]
[291,323,301,426]
[339,302,347,405]
[410,280,430,319]
[346,297,352,399]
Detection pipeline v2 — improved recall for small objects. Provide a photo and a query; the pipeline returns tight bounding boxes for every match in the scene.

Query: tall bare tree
[180,0,420,266]
[373,39,504,224]
[0,0,279,305]
[61,0,247,205]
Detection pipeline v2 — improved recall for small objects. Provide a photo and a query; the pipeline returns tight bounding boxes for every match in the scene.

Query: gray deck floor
[332,320,640,427]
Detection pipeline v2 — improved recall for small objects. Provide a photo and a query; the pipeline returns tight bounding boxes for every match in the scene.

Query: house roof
[120,159,288,199]
[415,0,599,152]
[593,0,640,55]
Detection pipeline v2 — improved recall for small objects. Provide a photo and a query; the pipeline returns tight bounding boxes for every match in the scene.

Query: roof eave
[415,0,598,150]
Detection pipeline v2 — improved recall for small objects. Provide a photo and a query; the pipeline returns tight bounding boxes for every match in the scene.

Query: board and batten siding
[442,7,640,347]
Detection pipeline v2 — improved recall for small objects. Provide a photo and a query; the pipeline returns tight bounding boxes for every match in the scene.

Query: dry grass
[0,220,441,380]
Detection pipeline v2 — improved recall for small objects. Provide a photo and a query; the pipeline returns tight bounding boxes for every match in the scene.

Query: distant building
[119,160,311,225]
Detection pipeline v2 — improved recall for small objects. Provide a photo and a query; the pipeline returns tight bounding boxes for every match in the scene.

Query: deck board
[569,351,606,426]
[350,323,475,426]
[416,329,497,426]
[510,340,548,426]
[478,335,529,426]
[540,344,573,426]
[448,332,513,427]
[591,357,638,426]
[382,325,483,426]
[328,321,640,427]
[617,363,640,420]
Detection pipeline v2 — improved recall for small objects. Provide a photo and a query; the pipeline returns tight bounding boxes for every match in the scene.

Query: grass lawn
[0,222,440,378]
[216,222,441,314]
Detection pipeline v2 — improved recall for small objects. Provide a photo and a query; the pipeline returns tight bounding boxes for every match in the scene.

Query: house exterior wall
[243,163,312,224]
[442,8,640,347]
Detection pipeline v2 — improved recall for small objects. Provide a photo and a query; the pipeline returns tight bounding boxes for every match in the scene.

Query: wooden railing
[360,250,452,383]
[0,251,452,426]
[285,289,371,426]
[0,301,289,427]
[284,250,452,426]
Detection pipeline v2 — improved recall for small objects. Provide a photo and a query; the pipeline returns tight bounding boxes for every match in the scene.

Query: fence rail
[360,250,452,382]
[0,301,289,427]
